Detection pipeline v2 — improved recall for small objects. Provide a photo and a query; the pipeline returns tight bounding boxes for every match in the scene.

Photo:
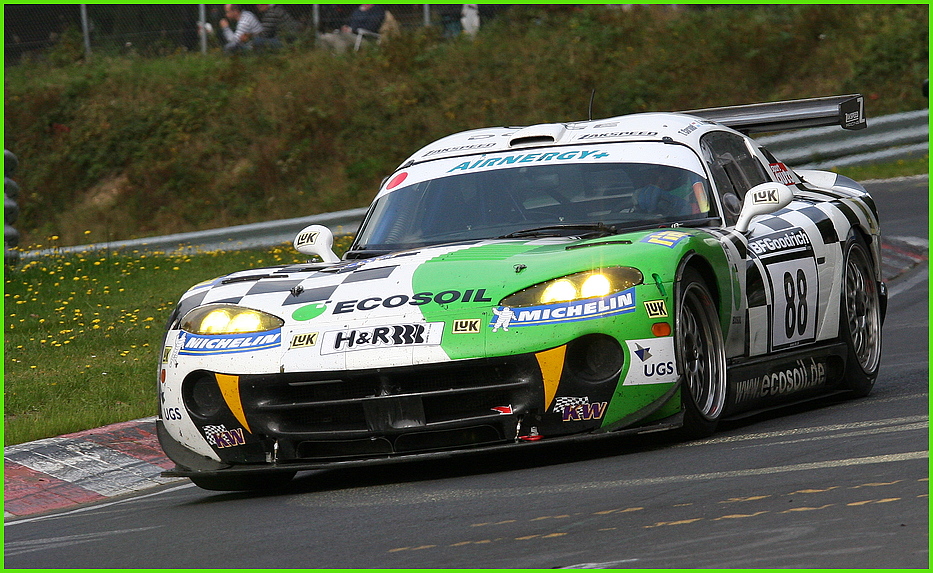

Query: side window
[700,131,771,226]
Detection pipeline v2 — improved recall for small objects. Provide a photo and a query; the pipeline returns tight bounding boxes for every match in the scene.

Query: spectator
[254,4,300,50]
[219,4,263,53]
[461,5,480,37]
[318,4,386,53]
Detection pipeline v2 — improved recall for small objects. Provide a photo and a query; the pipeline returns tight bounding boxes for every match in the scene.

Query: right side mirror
[735,182,794,233]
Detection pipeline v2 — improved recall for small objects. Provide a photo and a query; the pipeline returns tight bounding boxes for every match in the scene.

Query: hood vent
[508,123,567,147]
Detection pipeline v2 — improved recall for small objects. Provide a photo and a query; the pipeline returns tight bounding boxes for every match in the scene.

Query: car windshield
[353,142,713,252]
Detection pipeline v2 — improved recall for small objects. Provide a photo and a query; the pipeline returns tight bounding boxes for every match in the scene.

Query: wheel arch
[675,251,729,334]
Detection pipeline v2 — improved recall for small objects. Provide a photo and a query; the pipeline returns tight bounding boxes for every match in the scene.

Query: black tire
[840,234,882,397]
[189,470,296,492]
[675,268,727,438]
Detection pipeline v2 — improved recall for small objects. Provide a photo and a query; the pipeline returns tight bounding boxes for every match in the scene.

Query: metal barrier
[18,110,929,259]
[5,150,21,265]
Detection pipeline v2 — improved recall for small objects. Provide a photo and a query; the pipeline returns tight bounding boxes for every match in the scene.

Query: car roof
[398,112,734,168]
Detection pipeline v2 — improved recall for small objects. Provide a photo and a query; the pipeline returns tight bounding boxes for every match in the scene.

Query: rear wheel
[676,268,727,438]
[189,470,296,492]
[840,234,882,397]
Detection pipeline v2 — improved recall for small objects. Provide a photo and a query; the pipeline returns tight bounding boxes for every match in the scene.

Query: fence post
[5,150,21,265]
[199,4,207,54]
[423,5,431,27]
[80,4,92,57]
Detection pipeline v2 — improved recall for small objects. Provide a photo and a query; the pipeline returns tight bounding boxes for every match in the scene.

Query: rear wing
[683,94,866,134]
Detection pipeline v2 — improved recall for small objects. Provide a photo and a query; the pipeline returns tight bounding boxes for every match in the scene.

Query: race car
[158,94,885,491]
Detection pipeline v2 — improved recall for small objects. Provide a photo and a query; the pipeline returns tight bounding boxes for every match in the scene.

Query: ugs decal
[490,288,636,331]
[321,322,444,354]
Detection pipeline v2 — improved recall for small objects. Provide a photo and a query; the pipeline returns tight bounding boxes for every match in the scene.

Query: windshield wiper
[497,223,618,239]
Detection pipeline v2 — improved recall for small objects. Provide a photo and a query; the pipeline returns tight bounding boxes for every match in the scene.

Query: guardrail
[757,108,928,168]
[19,109,928,259]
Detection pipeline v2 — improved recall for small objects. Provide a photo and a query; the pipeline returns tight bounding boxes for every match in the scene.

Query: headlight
[181,304,284,335]
[501,267,644,307]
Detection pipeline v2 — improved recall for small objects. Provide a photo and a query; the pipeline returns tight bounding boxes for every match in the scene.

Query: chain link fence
[4,4,514,65]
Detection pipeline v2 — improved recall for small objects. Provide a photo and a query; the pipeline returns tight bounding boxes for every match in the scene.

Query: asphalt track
[4,176,928,520]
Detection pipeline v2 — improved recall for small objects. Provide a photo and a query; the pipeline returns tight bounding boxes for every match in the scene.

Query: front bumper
[159,336,644,470]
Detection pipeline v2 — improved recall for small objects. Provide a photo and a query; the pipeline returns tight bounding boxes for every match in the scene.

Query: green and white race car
[158,95,885,491]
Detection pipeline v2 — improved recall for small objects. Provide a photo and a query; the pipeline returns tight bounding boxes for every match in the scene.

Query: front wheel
[676,268,727,438]
[840,234,882,397]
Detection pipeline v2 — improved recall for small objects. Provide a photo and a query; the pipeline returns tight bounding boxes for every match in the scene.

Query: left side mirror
[293,224,340,263]
[735,182,794,233]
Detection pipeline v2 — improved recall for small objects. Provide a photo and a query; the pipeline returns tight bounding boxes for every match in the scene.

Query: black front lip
[159,413,685,478]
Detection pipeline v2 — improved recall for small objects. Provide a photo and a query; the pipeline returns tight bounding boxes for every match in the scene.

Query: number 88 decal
[783,268,808,338]
[769,258,818,349]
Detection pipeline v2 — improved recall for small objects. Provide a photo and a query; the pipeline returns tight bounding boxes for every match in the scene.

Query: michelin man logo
[492,306,515,331]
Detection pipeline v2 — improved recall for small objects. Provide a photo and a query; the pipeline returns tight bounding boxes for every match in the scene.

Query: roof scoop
[508,123,567,147]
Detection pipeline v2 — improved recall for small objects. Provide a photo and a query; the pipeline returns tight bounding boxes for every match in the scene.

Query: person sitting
[219,4,263,53]
[254,4,301,50]
[318,4,386,53]
[633,166,707,218]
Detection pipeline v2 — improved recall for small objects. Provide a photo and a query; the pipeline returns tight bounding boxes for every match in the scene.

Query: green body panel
[408,228,735,429]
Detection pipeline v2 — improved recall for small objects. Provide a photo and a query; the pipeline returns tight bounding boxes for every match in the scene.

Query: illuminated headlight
[181,304,284,335]
[501,267,644,307]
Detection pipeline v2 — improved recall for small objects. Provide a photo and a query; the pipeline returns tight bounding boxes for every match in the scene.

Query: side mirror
[293,224,340,263]
[735,182,794,233]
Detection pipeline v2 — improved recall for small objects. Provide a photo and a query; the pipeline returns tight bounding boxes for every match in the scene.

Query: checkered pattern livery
[706,184,879,358]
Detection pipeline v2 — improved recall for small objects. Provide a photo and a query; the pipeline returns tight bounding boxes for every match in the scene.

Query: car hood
[173,229,696,329]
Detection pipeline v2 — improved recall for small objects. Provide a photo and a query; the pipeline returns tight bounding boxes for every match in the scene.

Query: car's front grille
[238,356,542,443]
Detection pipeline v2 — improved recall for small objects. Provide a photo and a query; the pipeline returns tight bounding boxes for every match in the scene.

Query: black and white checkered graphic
[552,396,589,412]
[201,424,228,446]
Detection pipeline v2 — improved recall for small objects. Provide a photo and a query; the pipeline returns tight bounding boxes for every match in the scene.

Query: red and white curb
[4,417,180,518]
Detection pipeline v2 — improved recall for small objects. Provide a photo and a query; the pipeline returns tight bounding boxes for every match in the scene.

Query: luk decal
[488,288,636,330]
[179,329,282,356]
[733,358,827,404]
[624,338,678,385]
[447,150,609,173]
[640,230,689,248]
[321,322,444,354]
[644,299,668,318]
[294,230,319,249]
[203,424,246,448]
[290,332,318,348]
[452,319,481,334]
[552,396,608,422]
[749,186,780,205]
[748,228,811,256]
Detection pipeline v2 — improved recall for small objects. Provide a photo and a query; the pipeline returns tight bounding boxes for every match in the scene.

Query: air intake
[509,123,567,147]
